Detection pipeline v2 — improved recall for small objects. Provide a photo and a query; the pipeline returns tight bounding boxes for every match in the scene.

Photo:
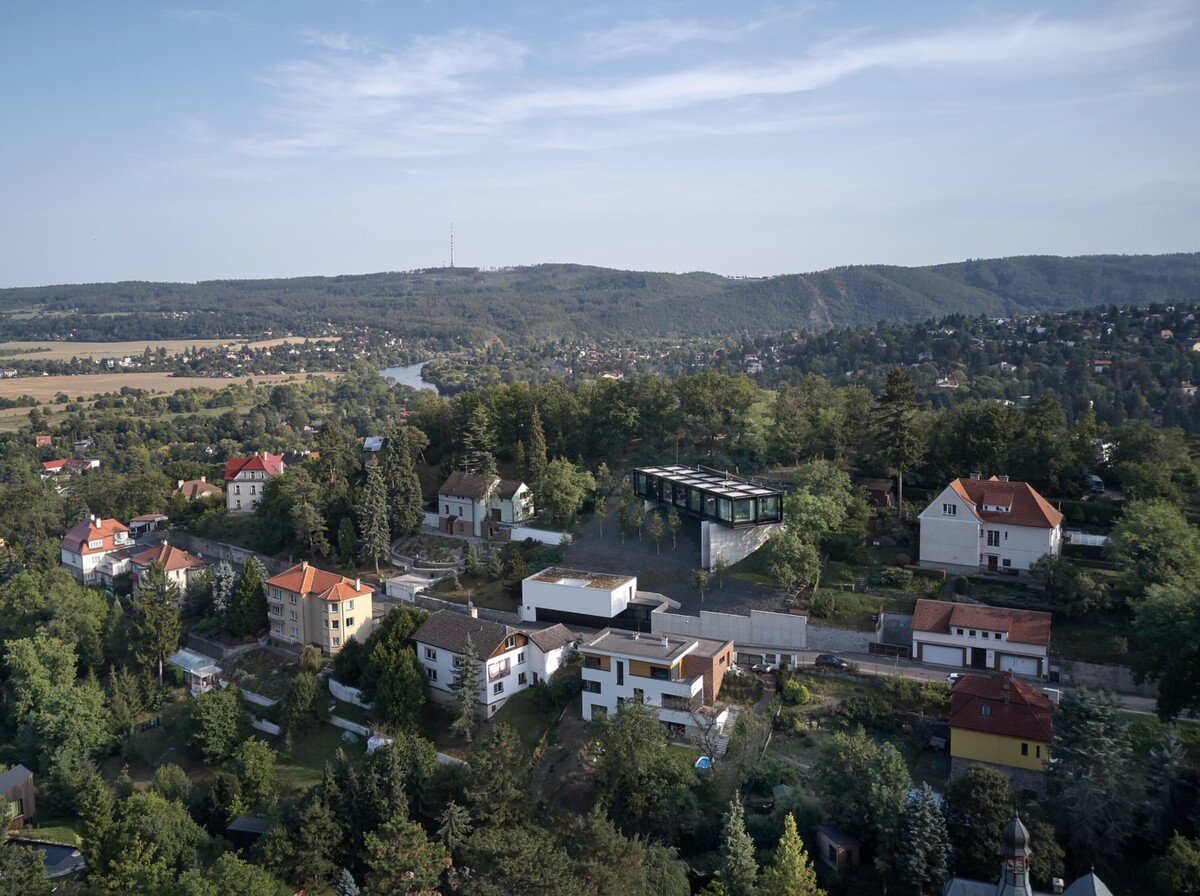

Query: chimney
[1052,879,1064,894]
[467,601,478,619]
[997,474,1010,482]
[661,636,669,648]
[200,476,206,483]
[177,480,184,488]
[354,578,361,590]
[969,471,981,480]
[301,560,308,569]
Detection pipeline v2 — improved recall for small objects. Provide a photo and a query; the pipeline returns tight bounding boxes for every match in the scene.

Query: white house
[60,516,132,585]
[494,479,535,524]
[412,609,576,716]
[437,472,535,538]
[520,567,637,624]
[224,452,286,514]
[580,628,734,738]
[911,599,1051,677]
[918,475,1063,575]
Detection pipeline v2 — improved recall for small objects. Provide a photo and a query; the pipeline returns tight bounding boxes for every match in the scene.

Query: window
[517,651,526,664]
[331,620,339,629]
[332,636,340,647]
[425,647,437,661]
[345,617,354,627]
[591,704,607,718]
[518,672,527,685]
[1036,745,1042,758]
[235,485,241,495]
[505,635,516,649]
[956,628,964,635]
[290,594,297,604]
[1002,559,1011,568]
[1021,743,1029,756]
[426,667,438,681]
[289,610,298,621]
[969,630,976,637]
[987,530,1000,547]
[493,682,504,695]
[249,485,256,495]
[444,504,449,515]
[347,600,354,610]
[981,705,991,716]
[617,661,624,686]
[235,499,241,510]
[290,626,299,638]
[88,539,103,550]
[942,503,957,516]
[582,680,601,693]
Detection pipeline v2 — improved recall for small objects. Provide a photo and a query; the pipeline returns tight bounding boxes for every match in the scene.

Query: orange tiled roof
[946,476,1063,529]
[61,517,129,555]
[912,599,1051,647]
[949,671,1053,741]
[266,562,372,602]
[132,543,204,572]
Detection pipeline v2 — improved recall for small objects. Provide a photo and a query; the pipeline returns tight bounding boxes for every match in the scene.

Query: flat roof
[528,566,635,590]
[635,464,785,499]
[582,628,693,662]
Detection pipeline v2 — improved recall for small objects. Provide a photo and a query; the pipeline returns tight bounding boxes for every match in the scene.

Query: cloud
[166,8,252,27]
[585,17,738,58]
[232,4,1193,158]
[296,29,372,53]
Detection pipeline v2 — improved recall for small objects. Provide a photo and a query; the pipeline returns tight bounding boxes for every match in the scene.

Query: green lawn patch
[278,725,365,795]
[22,818,81,846]
[492,689,556,751]
[1121,713,1200,762]
[799,589,916,631]
[223,648,296,701]
[436,576,519,612]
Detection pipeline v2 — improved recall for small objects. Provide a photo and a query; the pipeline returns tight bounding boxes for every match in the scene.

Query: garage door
[922,645,964,667]
[999,655,1039,676]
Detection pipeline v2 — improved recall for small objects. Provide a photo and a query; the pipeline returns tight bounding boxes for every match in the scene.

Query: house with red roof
[918,474,1063,575]
[911,598,1051,677]
[224,452,287,514]
[949,670,1053,795]
[130,541,206,592]
[264,561,373,655]
[60,515,133,584]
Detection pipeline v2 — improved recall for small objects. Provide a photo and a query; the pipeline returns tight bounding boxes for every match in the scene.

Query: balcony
[488,661,511,683]
[662,693,702,714]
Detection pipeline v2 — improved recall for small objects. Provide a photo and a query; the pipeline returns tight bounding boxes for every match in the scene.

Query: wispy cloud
[585,17,738,58]
[166,7,253,28]
[232,4,1193,159]
[296,28,372,53]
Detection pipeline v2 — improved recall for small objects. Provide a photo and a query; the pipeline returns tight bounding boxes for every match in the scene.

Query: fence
[869,642,911,659]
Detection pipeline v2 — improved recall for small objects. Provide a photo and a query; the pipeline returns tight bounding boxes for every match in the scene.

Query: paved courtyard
[560,498,790,615]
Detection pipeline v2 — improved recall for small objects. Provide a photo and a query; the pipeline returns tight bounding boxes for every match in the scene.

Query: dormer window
[942,504,956,516]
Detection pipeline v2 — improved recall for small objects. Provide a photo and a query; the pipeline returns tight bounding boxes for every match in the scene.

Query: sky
[1,1,1198,287]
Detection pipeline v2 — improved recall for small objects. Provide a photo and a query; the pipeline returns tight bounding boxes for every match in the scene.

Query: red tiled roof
[912,599,1051,647]
[223,453,285,481]
[172,479,223,500]
[949,671,1053,741]
[61,517,129,555]
[132,543,204,572]
[946,476,1063,529]
[42,459,70,472]
[266,562,372,602]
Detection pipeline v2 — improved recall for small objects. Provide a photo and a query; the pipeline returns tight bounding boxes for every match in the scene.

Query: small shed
[167,648,223,696]
[226,814,271,850]
[0,764,36,829]
[129,513,169,536]
[859,478,895,507]
[817,825,861,873]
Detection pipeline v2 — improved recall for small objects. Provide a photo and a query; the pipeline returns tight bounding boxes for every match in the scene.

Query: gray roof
[439,471,500,500]
[581,627,729,662]
[413,610,515,656]
[817,825,860,846]
[1062,874,1115,896]
[227,814,271,834]
[0,764,33,793]
[524,624,578,652]
[498,478,526,499]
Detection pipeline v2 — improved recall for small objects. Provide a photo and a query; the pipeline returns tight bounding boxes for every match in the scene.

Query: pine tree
[210,561,235,630]
[106,665,146,740]
[134,561,181,686]
[1145,723,1186,848]
[334,867,360,896]
[437,800,473,855]
[462,405,497,473]
[720,800,757,896]
[758,813,825,896]
[382,425,423,539]
[230,556,268,637]
[478,450,499,481]
[76,773,114,870]
[449,634,483,743]
[895,783,950,895]
[358,458,391,575]
[292,499,331,557]
[874,367,922,516]
[528,407,548,487]
[336,517,357,564]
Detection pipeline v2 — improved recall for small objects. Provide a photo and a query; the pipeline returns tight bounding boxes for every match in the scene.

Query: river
[380,360,439,394]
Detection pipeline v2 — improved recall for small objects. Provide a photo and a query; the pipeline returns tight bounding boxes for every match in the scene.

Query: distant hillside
[1,253,1196,343]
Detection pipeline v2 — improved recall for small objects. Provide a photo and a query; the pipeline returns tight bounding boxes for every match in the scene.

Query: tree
[438,800,473,855]
[499,542,528,592]
[107,664,146,741]
[337,517,357,564]
[945,766,1016,880]
[202,771,246,831]
[1133,584,1200,719]
[1107,499,1200,594]
[593,701,689,838]
[1145,724,1189,847]
[358,457,391,575]
[692,568,710,603]
[462,404,497,473]
[450,634,482,742]
[527,407,548,486]
[293,498,331,558]
[572,805,646,896]
[641,842,691,896]
[758,813,824,896]
[536,458,596,528]
[77,772,115,869]
[648,512,665,553]
[667,506,681,549]
[282,670,321,736]
[134,561,181,686]
[230,737,279,807]
[151,763,192,805]
[766,529,821,592]
[107,790,209,876]
[0,838,52,896]
[336,868,362,896]
[290,795,343,888]
[184,568,214,617]
[594,462,615,538]
[711,554,728,589]
[230,556,267,637]
[895,783,949,895]
[382,423,425,539]
[366,635,426,732]
[874,367,923,515]
[465,723,530,826]
[178,853,283,896]
[463,823,579,896]
[1046,689,1133,868]
[189,686,247,763]
[363,816,449,895]
[719,799,757,896]
[1151,834,1200,896]
[210,561,235,630]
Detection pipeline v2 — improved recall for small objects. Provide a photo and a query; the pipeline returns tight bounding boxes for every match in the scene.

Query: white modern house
[412,609,576,716]
[918,475,1063,575]
[911,599,1051,677]
[580,628,734,737]
[520,567,640,626]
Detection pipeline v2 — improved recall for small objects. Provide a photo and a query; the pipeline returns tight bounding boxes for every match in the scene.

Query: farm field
[0,334,340,361]
[0,370,340,403]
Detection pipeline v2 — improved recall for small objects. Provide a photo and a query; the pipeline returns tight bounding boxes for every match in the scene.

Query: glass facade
[632,465,786,529]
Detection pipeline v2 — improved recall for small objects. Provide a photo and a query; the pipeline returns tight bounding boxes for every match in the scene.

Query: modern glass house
[632,465,785,528]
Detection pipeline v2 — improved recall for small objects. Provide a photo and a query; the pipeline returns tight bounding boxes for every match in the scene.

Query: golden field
[0,371,339,403]
[0,335,340,362]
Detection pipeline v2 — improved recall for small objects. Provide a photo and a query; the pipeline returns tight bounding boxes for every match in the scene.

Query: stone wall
[951,756,1045,798]
[806,624,875,654]
[166,532,290,576]
[410,593,520,625]
[1059,659,1157,697]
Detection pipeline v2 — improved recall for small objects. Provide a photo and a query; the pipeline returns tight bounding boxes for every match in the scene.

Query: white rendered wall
[700,521,785,569]
[520,577,634,622]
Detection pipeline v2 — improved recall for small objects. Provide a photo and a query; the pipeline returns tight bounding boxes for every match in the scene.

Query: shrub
[782,679,811,706]
[808,591,836,619]
[825,533,856,562]
[832,695,898,732]
[877,567,913,589]
[954,575,971,595]
[891,553,911,567]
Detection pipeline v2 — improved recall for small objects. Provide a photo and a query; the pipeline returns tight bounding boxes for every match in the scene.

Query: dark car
[814,654,849,670]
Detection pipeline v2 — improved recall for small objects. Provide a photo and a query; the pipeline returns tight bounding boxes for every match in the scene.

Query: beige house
[265,561,373,655]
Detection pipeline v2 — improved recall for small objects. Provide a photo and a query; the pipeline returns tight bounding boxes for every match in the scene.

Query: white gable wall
[919,486,981,571]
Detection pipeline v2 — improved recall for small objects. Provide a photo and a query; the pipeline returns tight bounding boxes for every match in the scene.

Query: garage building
[910,599,1050,679]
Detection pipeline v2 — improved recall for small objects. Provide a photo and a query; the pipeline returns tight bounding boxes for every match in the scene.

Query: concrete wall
[651,608,807,651]
[330,715,372,737]
[806,624,875,654]
[328,678,373,708]
[509,525,572,546]
[700,520,784,569]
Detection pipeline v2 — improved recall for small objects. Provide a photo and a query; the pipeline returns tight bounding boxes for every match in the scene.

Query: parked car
[814,654,849,670]
[946,672,964,684]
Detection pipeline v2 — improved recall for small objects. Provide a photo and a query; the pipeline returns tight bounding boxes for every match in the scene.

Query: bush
[782,680,811,706]
[954,575,971,595]
[891,553,910,567]
[877,567,913,589]
[825,533,856,562]
[831,695,898,733]
[808,591,836,619]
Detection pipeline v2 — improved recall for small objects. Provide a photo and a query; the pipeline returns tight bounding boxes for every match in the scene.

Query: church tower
[996,814,1034,896]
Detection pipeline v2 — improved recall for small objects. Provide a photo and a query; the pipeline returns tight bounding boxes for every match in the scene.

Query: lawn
[434,576,520,612]
[223,648,297,701]
[797,589,917,631]
[492,689,558,750]
[277,725,366,795]
[1121,713,1200,762]
[21,818,82,846]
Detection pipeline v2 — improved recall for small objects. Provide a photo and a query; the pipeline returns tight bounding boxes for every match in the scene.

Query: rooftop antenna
[450,222,455,268]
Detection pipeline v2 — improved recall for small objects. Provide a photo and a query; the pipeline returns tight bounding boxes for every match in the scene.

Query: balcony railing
[488,662,511,682]
[662,693,702,713]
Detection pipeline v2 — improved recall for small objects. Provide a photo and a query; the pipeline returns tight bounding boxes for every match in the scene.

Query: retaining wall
[329,678,373,709]
[508,525,572,546]
[411,593,520,625]
[651,608,807,650]
[166,532,290,575]
[1059,659,1157,697]
[186,632,262,661]
[240,689,277,708]
[805,625,875,654]
[330,715,372,737]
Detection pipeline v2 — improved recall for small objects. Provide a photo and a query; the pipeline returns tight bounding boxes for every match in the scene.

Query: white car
[946,672,964,684]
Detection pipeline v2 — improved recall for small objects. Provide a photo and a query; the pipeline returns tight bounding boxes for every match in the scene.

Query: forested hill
[2,253,1197,343]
